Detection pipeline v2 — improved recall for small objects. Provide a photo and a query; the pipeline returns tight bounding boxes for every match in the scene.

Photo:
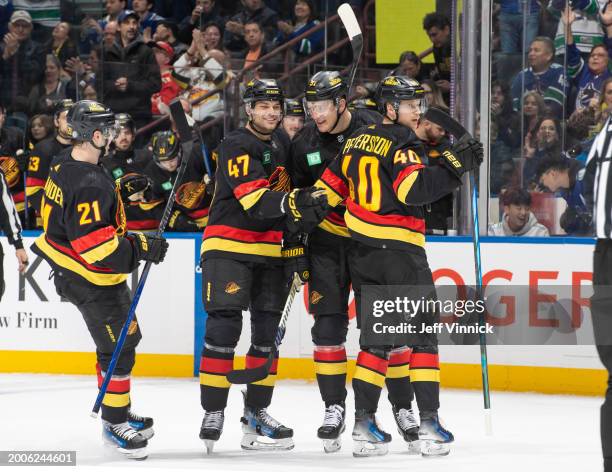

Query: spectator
[536,156,591,235]
[150,41,181,115]
[44,22,77,71]
[12,0,60,43]
[103,21,119,49]
[422,12,451,96]
[178,0,223,45]
[224,0,279,55]
[488,187,550,236]
[551,0,605,56]
[0,10,44,110]
[498,0,540,55]
[595,77,612,129]
[27,54,68,115]
[0,104,24,156]
[391,50,427,82]
[489,118,518,194]
[103,10,161,129]
[281,98,305,139]
[422,79,448,110]
[523,116,562,186]
[81,82,98,101]
[562,6,612,113]
[241,20,277,80]
[28,113,53,147]
[174,39,227,121]
[522,90,546,145]
[152,20,187,59]
[202,21,223,51]
[100,0,126,28]
[65,47,100,101]
[492,80,521,149]
[511,36,568,118]
[132,0,165,36]
[275,0,322,59]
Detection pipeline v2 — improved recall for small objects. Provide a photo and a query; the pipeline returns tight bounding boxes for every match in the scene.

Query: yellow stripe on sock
[315,362,347,376]
[251,374,277,387]
[102,392,130,408]
[386,364,410,379]
[353,365,385,388]
[199,372,231,388]
[409,368,440,382]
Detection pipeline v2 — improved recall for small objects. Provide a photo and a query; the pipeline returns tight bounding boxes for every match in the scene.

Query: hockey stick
[337,3,363,94]
[195,126,214,185]
[423,107,492,433]
[91,99,194,417]
[226,273,303,384]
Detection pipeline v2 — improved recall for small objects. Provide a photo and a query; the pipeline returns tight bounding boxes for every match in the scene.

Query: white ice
[0,374,604,471]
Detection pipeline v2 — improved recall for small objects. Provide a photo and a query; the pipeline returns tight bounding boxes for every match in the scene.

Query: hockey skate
[240,392,294,451]
[199,410,224,454]
[317,403,346,453]
[419,413,454,457]
[102,421,148,460]
[352,410,391,457]
[127,409,154,440]
[392,407,420,454]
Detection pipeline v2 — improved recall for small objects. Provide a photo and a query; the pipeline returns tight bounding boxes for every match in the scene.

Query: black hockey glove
[130,232,169,264]
[560,207,593,235]
[281,232,309,284]
[441,138,484,179]
[282,187,329,233]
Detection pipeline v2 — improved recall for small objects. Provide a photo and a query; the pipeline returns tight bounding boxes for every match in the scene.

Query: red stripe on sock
[313,347,347,362]
[356,351,388,375]
[389,349,411,366]
[245,355,278,372]
[97,373,130,393]
[410,353,439,369]
[200,356,234,374]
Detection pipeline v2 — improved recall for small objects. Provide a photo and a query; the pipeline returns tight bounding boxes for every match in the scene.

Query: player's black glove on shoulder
[281,232,309,284]
[282,187,329,233]
[441,138,484,179]
[130,232,169,264]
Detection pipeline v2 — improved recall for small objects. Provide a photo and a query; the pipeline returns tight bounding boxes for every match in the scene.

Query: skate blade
[406,440,421,455]
[103,441,148,460]
[420,439,450,457]
[322,438,342,453]
[203,439,216,454]
[352,440,388,457]
[240,433,294,451]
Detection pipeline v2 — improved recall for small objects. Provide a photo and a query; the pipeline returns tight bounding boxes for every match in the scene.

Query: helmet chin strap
[328,98,347,134]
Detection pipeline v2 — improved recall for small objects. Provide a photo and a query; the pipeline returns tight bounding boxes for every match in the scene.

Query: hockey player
[26,99,74,222]
[118,172,164,232]
[198,78,328,453]
[281,98,305,140]
[31,100,169,460]
[314,76,483,457]
[288,71,418,453]
[101,113,149,181]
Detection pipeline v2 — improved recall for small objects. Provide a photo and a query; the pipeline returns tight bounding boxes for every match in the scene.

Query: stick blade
[338,3,361,40]
[169,98,193,143]
[226,354,274,384]
[423,107,471,140]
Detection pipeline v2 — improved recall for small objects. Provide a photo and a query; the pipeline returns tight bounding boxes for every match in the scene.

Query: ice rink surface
[0,374,604,471]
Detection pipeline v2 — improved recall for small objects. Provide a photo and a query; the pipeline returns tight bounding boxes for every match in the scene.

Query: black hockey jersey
[316,123,461,252]
[31,156,139,286]
[26,136,71,214]
[288,108,381,237]
[201,127,291,263]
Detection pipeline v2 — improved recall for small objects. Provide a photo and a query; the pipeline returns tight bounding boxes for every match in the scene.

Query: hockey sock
[97,363,130,424]
[246,345,278,409]
[353,350,389,413]
[409,351,441,413]
[199,345,234,411]
[314,345,347,407]
[386,347,414,410]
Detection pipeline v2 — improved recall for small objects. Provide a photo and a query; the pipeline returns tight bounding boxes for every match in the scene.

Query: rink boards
[0,232,606,396]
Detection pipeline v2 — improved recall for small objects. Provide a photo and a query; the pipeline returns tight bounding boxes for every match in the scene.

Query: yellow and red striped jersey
[31,156,140,286]
[201,127,291,263]
[316,123,461,252]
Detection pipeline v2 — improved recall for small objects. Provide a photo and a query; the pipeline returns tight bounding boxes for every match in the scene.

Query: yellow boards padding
[376,0,437,64]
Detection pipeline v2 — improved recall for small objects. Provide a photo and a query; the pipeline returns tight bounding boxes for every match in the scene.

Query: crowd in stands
[0,0,604,238]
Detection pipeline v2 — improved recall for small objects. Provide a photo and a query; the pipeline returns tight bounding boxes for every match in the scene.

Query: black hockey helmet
[118,172,151,202]
[151,130,181,163]
[243,78,284,105]
[375,75,427,116]
[284,98,305,117]
[304,71,348,102]
[53,99,74,118]
[66,100,116,142]
[115,113,135,132]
